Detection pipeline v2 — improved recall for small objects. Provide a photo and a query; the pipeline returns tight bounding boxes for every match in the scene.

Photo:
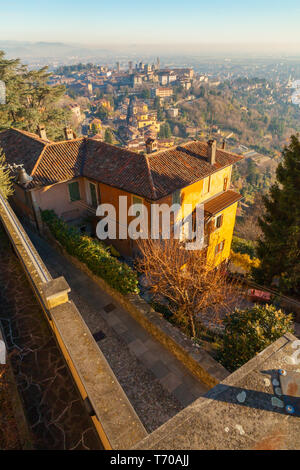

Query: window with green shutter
[132,196,143,217]
[172,189,181,205]
[89,182,98,208]
[68,181,80,202]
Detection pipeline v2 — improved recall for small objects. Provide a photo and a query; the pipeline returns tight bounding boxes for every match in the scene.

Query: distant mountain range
[1,40,300,68]
[0,40,113,60]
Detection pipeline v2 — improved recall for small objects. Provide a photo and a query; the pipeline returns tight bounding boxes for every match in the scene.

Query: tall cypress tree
[253,135,300,295]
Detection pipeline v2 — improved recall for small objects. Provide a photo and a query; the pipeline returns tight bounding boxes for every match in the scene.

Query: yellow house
[132,103,148,114]
[135,113,160,132]
[180,174,241,266]
[81,138,243,265]
[0,128,243,267]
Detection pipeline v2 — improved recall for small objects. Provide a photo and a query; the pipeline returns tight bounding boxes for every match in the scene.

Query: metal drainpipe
[30,190,44,235]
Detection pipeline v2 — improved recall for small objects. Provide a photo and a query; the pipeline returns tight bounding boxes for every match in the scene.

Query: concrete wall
[35,178,87,221]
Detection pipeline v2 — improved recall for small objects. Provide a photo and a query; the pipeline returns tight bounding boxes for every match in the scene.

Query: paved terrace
[25,225,209,432]
[134,333,300,450]
[0,226,102,450]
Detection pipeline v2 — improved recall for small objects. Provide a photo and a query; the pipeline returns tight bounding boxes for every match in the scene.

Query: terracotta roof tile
[0,129,243,201]
[0,128,48,174]
[32,139,86,187]
[83,140,157,199]
[147,141,243,199]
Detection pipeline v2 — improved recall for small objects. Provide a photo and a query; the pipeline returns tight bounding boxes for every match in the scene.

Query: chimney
[37,124,47,140]
[145,138,157,154]
[207,139,217,165]
[222,139,226,150]
[64,127,74,140]
[17,168,33,186]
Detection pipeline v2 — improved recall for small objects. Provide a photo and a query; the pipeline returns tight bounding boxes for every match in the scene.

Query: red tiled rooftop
[0,129,243,200]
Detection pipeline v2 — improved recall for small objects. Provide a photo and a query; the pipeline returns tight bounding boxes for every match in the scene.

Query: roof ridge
[87,138,141,158]
[31,144,49,176]
[147,140,206,158]
[47,137,85,146]
[147,139,243,161]
[11,127,51,145]
[144,154,157,200]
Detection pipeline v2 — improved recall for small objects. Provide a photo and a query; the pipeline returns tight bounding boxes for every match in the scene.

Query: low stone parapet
[0,192,147,449]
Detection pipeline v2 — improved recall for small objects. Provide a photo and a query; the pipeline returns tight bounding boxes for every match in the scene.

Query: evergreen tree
[0,50,71,140]
[0,148,13,199]
[253,135,300,294]
[159,123,172,139]
[141,88,150,100]
[104,128,113,144]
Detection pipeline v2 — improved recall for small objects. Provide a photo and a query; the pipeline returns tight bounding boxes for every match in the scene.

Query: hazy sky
[1,0,300,47]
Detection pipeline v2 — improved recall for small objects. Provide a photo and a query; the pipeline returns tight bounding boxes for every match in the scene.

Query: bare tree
[235,193,265,241]
[136,238,238,338]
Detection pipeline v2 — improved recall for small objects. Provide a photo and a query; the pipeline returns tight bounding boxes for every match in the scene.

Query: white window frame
[85,180,98,207]
[214,214,223,230]
[203,175,211,195]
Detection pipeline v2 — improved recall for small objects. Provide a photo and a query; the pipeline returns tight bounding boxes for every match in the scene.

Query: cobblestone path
[0,226,102,450]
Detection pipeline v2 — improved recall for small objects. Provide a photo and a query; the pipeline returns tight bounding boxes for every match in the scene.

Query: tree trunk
[189,313,196,338]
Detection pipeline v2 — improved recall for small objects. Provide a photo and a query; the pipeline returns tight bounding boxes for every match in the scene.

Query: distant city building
[69,103,82,121]
[151,87,173,99]
[167,107,179,118]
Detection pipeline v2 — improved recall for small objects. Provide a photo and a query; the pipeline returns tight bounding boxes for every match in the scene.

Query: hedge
[41,210,139,295]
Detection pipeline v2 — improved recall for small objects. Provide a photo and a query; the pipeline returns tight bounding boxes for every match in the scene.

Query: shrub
[219,304,293,371]
[231,236,256,259]
[41,210,139,294]
[229,250,260,273]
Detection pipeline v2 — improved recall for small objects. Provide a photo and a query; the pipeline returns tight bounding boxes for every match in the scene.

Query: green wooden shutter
[133,196,143,217]
[89,183,98,208]
[172,189,181,205]
[68,182,80,201]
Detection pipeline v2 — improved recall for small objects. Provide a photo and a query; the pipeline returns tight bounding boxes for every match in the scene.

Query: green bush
[231,236,256,259]
[219,304,293,371]
[41,210,139,295]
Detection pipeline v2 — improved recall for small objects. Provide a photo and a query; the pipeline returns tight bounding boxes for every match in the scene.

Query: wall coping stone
[50,300,148,449]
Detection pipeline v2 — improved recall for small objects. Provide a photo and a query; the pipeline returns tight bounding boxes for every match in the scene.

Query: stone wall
[0,192,147,450]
